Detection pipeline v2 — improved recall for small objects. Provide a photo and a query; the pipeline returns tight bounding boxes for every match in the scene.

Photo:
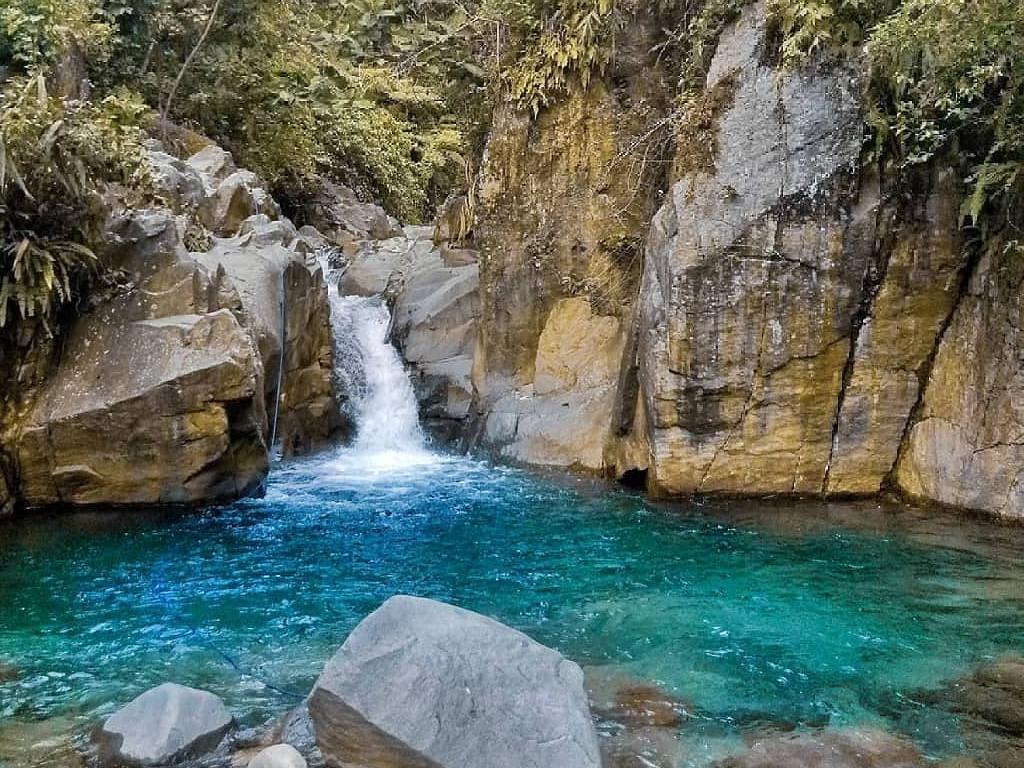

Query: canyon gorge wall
[462,1,1023,519]
[1,1,1019,521]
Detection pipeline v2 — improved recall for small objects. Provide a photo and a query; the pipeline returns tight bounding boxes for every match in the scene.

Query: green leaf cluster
[0,74,149,331]
[765,0,1023,255]
[94,0,486,221]
[766,0,895,65]
[495,0,616,115]
[867,0,1023,246]
[0,0,112,68]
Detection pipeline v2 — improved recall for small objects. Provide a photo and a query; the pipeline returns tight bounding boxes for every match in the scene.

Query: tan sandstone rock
[896,242,1024,517]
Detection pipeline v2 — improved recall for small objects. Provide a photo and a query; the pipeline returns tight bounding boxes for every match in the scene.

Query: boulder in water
[712,728,925,768]
[0,661,20,683]
[947,655,1024,736]
[95,682,234,766]
[308,595,601,768]
[249,743,308,768]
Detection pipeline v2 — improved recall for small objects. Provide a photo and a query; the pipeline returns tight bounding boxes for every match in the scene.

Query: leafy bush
[0,75,148,331]
[92,0,483,222]
[868,0,1023,241]
[765,0,1023,253]
[766,0,895,65]
[499,0,617,115]
[0,0,111,69]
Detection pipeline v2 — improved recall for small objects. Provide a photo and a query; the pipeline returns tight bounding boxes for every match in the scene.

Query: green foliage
[766,0,895,65]
[0,0,111,69]
[499,0,617,115]
[868,0,1023,243]
[0,74,148,331]
[765,0,1022,254]
[93,0,483,222]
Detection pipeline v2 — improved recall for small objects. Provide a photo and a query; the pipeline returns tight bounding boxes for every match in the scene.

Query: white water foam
[323,263,438,475]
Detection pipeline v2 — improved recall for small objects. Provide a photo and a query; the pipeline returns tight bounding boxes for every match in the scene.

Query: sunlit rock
[95,683,234,767]
[308,595,601,768]
[249,743,307,768]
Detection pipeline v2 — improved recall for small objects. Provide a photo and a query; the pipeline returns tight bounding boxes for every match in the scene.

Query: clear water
[1,450,1023,766]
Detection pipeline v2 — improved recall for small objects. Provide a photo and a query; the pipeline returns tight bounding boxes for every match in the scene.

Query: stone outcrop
[308,595,601,768]
[630,4,875,495]
[390,236,480,442]
[480,297,626,471]
[895,242,1024,519]
[337,226,481,442]
[625,5,979,498]
[283,173,401,249]
[95,683,234,766]
[5,145,342,509]
[465,3,678,470]
[713,728,925,768]
[453,0,1021,518]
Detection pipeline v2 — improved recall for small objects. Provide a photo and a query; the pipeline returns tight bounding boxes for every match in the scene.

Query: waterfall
[322,256,433,469]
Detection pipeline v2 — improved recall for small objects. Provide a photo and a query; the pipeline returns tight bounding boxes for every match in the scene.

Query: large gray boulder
[308,596,601,768]
[96,683,234,766]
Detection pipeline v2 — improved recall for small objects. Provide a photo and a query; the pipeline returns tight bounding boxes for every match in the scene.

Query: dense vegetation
[0,0,1021,330]
[767,0,1023,256]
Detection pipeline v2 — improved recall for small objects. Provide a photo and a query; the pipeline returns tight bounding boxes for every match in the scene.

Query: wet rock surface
[712,727,926,768]
[586,667,689,768]
[338,226,480,443]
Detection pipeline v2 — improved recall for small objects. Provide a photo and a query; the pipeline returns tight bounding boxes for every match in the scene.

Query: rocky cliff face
[896,243,1024,517]
[2,146,343,509]
[465,3,676,471]
[461,1,1022,519]
[627,5,972,499]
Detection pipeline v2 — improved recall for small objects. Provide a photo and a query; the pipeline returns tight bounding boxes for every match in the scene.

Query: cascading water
[321,255,435,471]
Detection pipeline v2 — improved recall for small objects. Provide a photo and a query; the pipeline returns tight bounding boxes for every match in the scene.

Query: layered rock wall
[3,146,343,509]
[896,243,1024,518]
[462,1,1022,519]
[466,4,678,470]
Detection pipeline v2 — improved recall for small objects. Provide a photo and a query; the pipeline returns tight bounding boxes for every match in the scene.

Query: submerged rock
[308,595,601,768]
[713,727,925,768]
[248,744,307,768]
[95,683,234,767]
[948,656,1024,735]
[0,660,20,682]
[586,666,689,729]
[586,667,689,768]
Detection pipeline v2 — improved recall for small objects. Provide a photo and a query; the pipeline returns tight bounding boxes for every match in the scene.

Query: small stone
[96,682,234,767]
[248,744,307,768]
[0,662,21,683]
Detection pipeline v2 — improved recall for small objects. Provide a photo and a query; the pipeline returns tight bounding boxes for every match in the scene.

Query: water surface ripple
[1,450,1022,765]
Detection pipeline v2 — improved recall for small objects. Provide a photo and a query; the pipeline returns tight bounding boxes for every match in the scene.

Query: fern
[0,73,147,332]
